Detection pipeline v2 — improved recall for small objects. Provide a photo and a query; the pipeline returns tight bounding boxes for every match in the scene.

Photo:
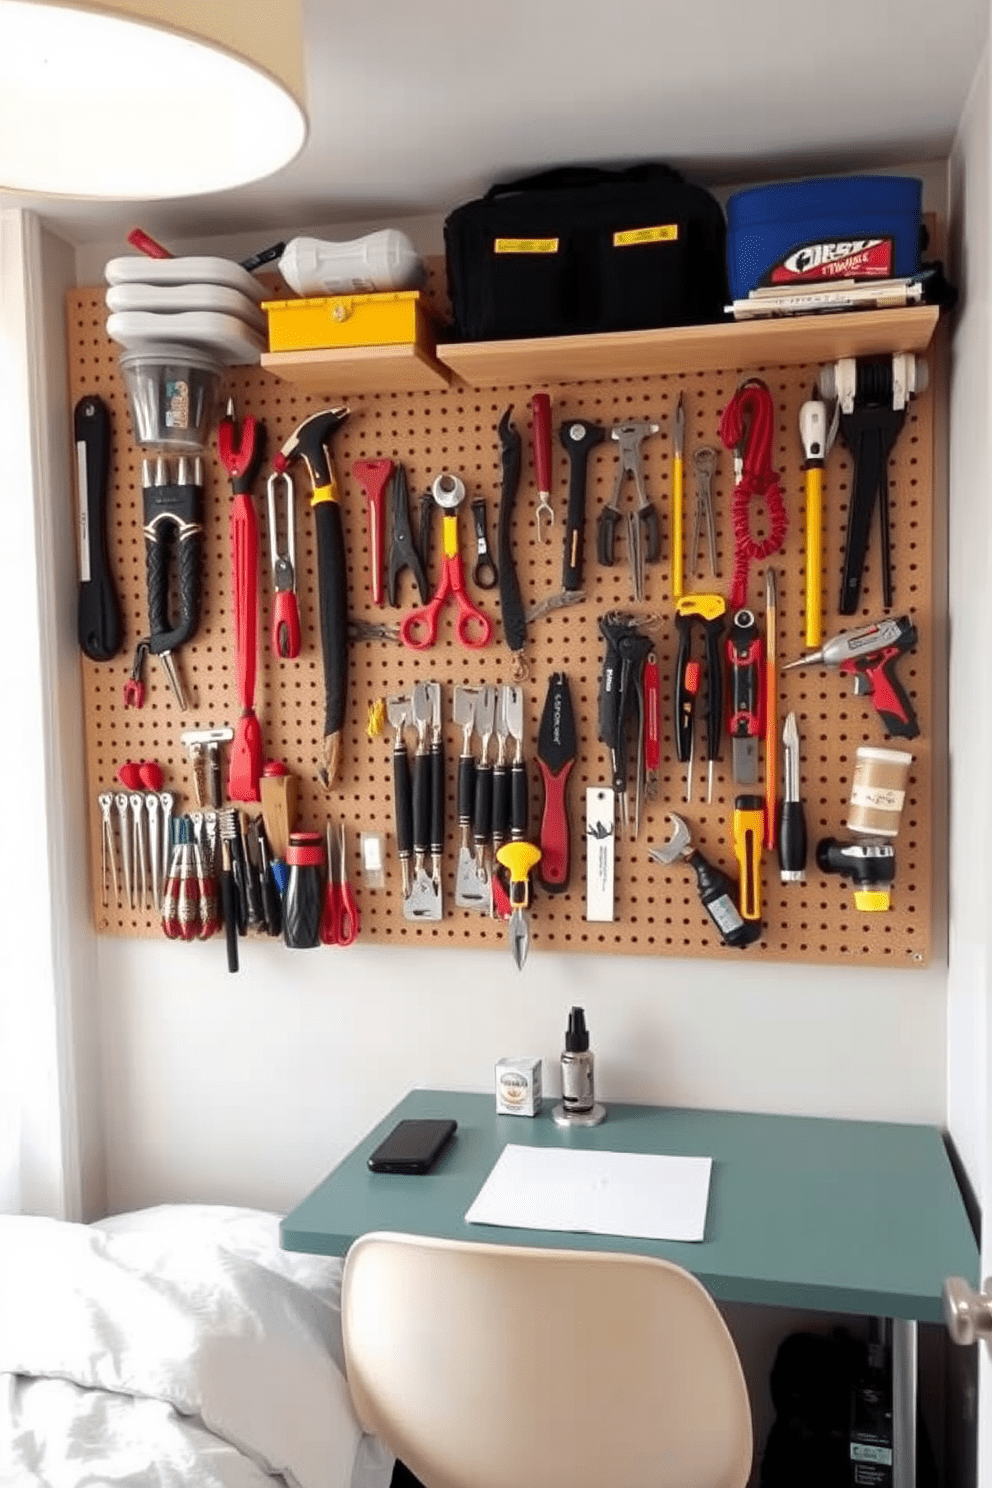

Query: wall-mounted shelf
[437,305,940,388]
[261,340,453,393]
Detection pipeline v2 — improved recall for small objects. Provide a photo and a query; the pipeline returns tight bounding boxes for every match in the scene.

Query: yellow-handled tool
[732,794,764,925]
[496,840,542,970]
[799,399,827,649]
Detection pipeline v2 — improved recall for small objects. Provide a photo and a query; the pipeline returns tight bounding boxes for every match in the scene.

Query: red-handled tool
[531,392,554,541]
[537,671,577,893]
[726,609,764,786]
[643,650,661,801]
[352,458,394,607]
[320,820,360,946]
[218,402,267,803]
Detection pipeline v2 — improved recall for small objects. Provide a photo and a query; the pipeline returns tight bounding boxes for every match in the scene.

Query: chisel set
[72,273,935,969]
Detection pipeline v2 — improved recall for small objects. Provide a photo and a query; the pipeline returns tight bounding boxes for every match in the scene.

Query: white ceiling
[2,0,989,247]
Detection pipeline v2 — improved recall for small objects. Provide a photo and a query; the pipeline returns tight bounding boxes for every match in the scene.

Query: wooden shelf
[436,305,941,388]
[261,340,453,394]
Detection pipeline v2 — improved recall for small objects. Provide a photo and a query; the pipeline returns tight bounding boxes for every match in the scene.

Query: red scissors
[320,821,360,947]
[400,474,492,650]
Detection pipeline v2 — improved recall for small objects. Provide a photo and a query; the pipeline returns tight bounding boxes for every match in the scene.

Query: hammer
[275,407,351,788]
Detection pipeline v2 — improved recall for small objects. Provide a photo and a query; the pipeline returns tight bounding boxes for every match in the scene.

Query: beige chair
[342,1231,753,1488]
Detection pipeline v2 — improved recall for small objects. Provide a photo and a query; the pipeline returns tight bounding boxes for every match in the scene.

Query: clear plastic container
[119,343,223,452]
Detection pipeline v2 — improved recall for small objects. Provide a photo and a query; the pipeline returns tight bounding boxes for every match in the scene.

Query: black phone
[367,1118,457,1174]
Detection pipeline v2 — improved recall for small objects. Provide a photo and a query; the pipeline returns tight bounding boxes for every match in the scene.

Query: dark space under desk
[283,1088,979,1488]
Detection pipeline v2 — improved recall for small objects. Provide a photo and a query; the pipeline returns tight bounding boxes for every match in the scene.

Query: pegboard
[68,271,934,966]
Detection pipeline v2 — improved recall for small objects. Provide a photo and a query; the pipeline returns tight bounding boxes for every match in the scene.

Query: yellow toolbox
[262,290,438,354]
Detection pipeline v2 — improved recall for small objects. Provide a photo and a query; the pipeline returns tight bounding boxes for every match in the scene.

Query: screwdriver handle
[457,752,475,829]
[492,761,510,848]
[531,393,552,494]
[473,761,493,850]
[778,800,808,883]
[430,735,445,865]
[392,742,413,863]
[538,758,572,892]
[510,758,529,841]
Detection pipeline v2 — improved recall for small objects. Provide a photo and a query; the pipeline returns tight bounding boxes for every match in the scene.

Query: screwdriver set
[70,263,935,968]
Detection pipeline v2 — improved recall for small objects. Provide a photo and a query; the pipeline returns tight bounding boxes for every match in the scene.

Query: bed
[0,1203,397,1488]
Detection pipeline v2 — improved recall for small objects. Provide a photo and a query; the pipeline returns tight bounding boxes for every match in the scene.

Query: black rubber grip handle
[430,739,445,861]
[778,801,808,878]
[597,506,622,566]
[473,763,493,848]
[282,866,323,949]
[219,870,239,973]
[497,414,527,653]
[412,750,431,856]
[705,618,724,761]
[674,619,694,766]
[244,851,264,929]
[74,395,122,661]
[314,501,348,738]
[227,833,249,936]
[639,504,661,564]
[260,867,282,937]
[457,754,475,825]
[491,763,509,847]
[393,744,413,859]
[559,422,604,591]
[510,759,528,839]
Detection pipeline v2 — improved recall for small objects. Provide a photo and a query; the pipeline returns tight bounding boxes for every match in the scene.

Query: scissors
[320,820,360,947]
[400,474,493,650]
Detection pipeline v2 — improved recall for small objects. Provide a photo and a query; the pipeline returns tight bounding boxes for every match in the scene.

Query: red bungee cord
[719,379,788,609]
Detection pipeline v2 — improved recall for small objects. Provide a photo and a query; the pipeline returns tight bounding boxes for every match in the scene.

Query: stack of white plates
[104,255,268,365]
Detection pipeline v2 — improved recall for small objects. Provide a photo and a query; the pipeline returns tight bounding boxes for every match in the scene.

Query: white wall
[946,47,992,1205]
[81,170,954,1220]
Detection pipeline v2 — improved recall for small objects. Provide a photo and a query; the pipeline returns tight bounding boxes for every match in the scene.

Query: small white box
[495,1057,543,1117]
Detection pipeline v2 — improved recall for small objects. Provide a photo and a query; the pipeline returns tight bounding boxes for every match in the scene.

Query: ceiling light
[0,1,308,199]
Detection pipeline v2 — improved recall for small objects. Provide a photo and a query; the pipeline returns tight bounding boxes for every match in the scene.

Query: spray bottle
[552,1006,606,1128]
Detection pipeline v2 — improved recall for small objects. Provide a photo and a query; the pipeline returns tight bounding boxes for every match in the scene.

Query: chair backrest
[342,1231,753,1488]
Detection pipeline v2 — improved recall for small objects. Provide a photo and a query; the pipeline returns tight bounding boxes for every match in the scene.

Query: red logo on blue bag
[768,238,894,284]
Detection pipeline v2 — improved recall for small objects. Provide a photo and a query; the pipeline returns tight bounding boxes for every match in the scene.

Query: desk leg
[892,1317,917,1488]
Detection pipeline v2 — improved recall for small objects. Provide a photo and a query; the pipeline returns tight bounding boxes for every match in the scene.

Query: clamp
[125,455,203,710]
[386,462,429,608]
[818,353,928,615]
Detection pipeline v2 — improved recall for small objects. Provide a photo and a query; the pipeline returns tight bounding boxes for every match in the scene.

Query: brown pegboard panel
[69,280,934,965]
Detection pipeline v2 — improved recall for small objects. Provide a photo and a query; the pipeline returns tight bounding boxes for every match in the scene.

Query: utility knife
[537,671,577,893]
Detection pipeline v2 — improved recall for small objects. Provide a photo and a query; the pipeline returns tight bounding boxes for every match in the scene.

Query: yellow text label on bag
[494,237,560,254]
[614,225,679,247]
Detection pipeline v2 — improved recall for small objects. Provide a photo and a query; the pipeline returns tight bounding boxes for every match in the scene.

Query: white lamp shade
[0,0,308,198]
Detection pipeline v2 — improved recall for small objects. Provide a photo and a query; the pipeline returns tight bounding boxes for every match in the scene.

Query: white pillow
[91,1203,395,1488]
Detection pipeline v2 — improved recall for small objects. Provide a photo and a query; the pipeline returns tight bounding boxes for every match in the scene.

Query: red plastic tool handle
[644,653,661,772]
[230,494,259,710]
[271,590,301,659]
[538,757,573,889]
[531,393,552,495]
[352,459,394,608]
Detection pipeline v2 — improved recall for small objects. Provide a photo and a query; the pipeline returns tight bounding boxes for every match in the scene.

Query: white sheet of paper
[465,1144,712,1243]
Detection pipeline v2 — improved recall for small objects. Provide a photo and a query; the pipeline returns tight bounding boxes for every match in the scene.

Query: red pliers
[320,820,360,946]
[266,468,301,658]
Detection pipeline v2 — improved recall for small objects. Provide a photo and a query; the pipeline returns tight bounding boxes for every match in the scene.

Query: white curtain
[0,207,89,1219]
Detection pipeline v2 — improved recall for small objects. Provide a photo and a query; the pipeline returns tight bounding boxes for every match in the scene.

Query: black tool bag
[443,162,729,342]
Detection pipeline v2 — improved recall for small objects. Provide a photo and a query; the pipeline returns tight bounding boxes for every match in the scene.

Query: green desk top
[281,1089,978,1323]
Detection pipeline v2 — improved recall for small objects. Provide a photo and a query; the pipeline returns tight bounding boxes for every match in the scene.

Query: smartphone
[367,1118,457,1174]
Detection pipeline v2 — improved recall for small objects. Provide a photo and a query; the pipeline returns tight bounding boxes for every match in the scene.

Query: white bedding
[0,1206,395,1488]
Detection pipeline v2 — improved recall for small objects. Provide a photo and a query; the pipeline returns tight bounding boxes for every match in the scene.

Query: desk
[283,1089,979,1488]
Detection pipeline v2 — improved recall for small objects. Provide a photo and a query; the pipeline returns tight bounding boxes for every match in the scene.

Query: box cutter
[537,671,577,893]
